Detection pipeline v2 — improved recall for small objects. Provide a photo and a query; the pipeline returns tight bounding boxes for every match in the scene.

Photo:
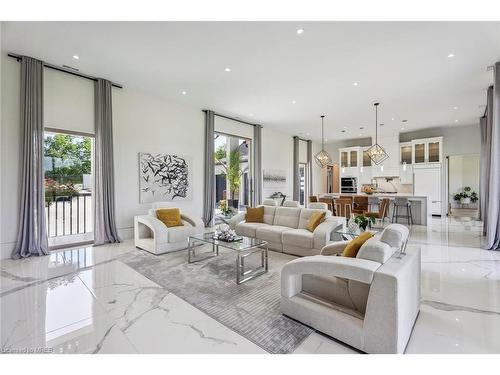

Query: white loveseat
[134,202,204,255]
[228,200,345,257]
[280,224,420,353]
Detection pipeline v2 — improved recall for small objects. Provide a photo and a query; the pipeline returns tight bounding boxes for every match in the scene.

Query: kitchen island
[319,193,430,225]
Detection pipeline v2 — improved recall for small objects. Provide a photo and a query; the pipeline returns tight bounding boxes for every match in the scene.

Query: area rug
[120,246,313,354]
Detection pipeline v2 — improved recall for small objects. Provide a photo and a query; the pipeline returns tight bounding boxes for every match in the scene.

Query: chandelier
[314,115,332,168]
[366,102,389,165]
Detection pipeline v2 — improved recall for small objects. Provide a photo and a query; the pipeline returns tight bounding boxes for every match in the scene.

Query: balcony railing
[45,193,92,237]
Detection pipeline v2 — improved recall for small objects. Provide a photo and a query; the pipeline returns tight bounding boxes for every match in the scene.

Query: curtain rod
[8,53,123,89]
[204,110,260,127]
[293,135,311,142]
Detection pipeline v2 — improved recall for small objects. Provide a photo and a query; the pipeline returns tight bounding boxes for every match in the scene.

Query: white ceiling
[2,21,499,142]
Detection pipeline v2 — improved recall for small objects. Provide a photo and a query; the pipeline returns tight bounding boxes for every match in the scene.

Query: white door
[414,166,442,215]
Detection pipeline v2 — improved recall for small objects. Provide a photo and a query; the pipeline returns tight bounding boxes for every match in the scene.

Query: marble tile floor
[1,217,499,354]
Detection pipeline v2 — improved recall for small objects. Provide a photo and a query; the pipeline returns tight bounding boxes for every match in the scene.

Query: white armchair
[134,202,204,255]
[280,224,420,353]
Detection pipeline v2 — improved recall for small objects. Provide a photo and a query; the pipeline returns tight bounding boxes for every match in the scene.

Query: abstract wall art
[263,169,287,188]
[139,152,193,203]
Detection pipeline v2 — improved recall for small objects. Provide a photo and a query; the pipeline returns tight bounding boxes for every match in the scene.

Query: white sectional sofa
[228,200,345,257]
[280,224,420,353]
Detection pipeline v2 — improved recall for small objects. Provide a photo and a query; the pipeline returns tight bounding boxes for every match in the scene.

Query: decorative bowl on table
[213,226,242,242]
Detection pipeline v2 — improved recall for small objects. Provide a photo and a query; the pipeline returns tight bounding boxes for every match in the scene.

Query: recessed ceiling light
[72,55,79,60]
[224,67,231,72]
[343,126,347,129]
[453,106,458,110]
[401,127,405,130]
[455,119,459,123]
[292,100,296,104]
[391,118,395,121]
[353,82,358,86]
[181,91,187,95]
[296,28,304,35]
[448,53,455,58]
[359,134,363,136]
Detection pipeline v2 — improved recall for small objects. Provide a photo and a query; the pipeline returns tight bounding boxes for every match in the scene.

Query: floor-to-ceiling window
[44,129,94,247]
[214,132,252,221]
[298,162,308,206]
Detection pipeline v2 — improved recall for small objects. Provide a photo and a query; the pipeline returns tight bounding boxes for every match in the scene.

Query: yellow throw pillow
[306,211,326,232]
[342,231,374,258]
[156,208,183,228]
[246,206,264,223]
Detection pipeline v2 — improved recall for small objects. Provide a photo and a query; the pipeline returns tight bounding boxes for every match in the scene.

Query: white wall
[0,50,324,258]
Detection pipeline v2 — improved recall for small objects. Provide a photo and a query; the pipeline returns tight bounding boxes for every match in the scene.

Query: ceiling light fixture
[366,102,389,165]
[353,82,358,86]
[181,91,187,95]
[455,119,459,123]
[292,100,297,104]
[72,55,79,60]
[453,106,458,110]
[314,115,332,168]
[448,53,455,58]
[224,67,231,72]
[296,28,304,35]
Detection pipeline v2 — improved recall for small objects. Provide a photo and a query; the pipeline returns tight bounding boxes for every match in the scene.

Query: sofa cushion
[298,208,331,229]
[273,207,301,228]
[356,237,395,264]
[156,208,183,228]
[282,229,314,248]
[246,206,264,223]
[235,222,268,238]
[256,225,291,243]
[306,211,326,232]
[263,205,277,225]
[380,224,409,248]
[343,231,374,258]
[167,225,193,242]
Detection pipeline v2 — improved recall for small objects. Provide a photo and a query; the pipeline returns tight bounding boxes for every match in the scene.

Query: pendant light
[366,102,389,165]
[314,115,332,168]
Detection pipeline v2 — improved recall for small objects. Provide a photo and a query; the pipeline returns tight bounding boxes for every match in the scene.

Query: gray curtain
[203,110,215,226]
[293,136,300,201]
[307,140,313,201]
[94,79,120,245]
[12,56,49,259]
[253,125,263,205]
[482,63,500,250]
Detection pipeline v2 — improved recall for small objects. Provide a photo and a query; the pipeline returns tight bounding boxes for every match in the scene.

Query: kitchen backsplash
[363,177,413,194]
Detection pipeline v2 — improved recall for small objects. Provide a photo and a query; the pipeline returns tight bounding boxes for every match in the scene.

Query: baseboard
[118,227,134,240]
[0,242,15,260]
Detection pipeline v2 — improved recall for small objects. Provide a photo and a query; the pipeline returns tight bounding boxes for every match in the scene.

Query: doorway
[44,129,94,247]
[447,154,480,219]
[214,132,252,221]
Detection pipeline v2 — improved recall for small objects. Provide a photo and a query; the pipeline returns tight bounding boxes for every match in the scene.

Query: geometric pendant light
[314,115,332,168]
[365,102,389,165]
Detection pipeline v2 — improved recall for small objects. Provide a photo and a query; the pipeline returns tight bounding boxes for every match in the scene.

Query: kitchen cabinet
[411,137,443,164]
[340,151,348,167]
[413,165,442,215]
[400,142,412,164]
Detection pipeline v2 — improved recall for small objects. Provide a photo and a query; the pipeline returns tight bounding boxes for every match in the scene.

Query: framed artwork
[263,169,287,188]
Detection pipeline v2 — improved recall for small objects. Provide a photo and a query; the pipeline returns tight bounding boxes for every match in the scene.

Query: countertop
[320,193,428,199]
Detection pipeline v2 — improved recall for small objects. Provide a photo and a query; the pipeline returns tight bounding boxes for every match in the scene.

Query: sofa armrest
[181,213,204,234]
[320,241,350,255]
[228,212,246,229]
[135,214,170,243]
[312,217,345,249]
[281,255,381,298]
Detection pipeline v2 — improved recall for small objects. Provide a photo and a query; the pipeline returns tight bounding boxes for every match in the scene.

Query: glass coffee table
[187,232,269,284]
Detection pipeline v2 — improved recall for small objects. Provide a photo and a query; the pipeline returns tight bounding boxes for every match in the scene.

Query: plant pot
[460,197,471,205]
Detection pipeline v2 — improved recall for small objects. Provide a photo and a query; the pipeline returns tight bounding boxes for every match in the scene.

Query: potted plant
[354,214,376,231]
[453,187,478,206]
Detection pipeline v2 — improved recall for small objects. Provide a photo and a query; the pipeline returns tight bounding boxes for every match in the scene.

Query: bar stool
[367,196,380,212]
[392,197,413,225]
